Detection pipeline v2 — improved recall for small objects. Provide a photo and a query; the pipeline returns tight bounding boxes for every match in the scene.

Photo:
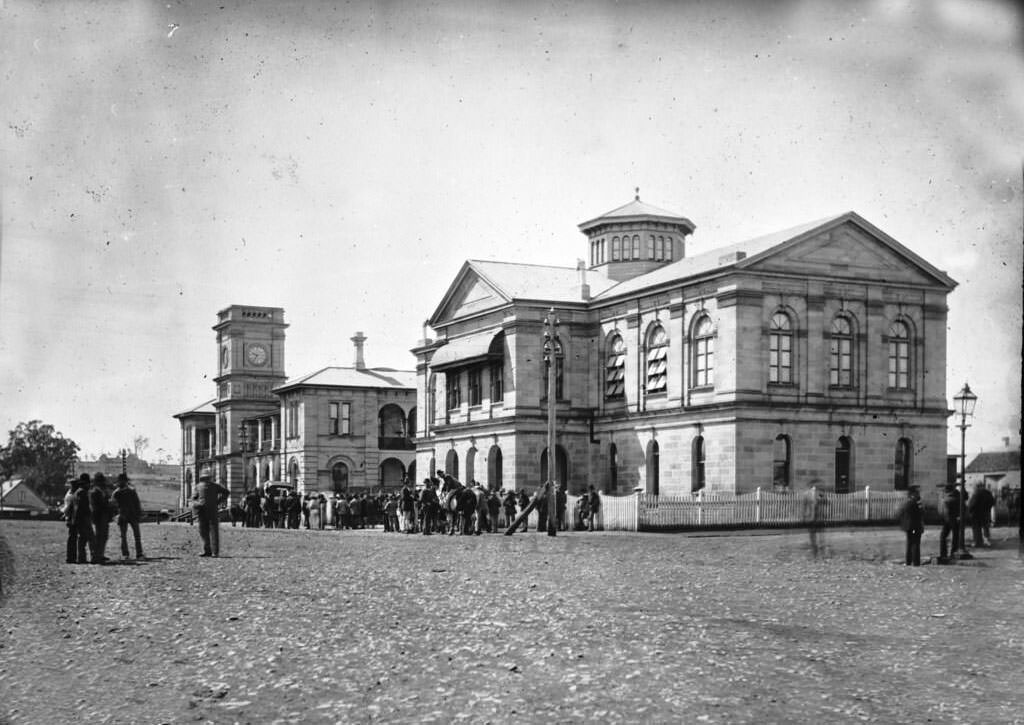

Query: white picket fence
[545,487,908,532]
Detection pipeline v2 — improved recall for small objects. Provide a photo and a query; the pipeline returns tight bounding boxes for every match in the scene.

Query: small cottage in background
[0,479,51,515]
[966,442,1021,496]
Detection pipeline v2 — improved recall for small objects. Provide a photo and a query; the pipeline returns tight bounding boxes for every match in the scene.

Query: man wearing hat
[112,473,144,560]
[897,486,925,566]
[191,468,229,557]
[90,473,114,564]
[71,473,97,564]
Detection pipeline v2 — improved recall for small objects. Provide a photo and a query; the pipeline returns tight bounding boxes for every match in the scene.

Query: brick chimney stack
[351,331,367,370]
[577,259,590,301]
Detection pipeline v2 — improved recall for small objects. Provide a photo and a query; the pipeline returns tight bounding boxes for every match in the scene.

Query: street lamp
[542,308,562,537]
[952,383,978,560]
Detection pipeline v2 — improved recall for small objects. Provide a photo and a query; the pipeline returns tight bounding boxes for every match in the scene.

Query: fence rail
[557,487,908,532]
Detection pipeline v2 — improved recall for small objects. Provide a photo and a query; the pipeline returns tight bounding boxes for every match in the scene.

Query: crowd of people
[897,480,1007,566]
[61,472,144,564]
[226,474,604,537]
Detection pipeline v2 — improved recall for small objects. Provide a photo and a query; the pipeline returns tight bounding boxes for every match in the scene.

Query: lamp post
[543,308,562,537]
[952,383,977,560]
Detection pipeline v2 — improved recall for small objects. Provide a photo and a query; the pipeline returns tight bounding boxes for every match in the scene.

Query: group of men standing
[62,472,144,564]
[897,481,998,566]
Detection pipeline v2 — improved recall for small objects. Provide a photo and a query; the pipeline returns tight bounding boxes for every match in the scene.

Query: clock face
[247,343,268,367]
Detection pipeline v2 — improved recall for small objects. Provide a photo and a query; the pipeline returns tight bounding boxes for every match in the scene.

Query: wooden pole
[546,309,558,536]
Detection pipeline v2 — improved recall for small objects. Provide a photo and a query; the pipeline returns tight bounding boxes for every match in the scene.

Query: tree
[0,420,80,505]
[132,435,149,459]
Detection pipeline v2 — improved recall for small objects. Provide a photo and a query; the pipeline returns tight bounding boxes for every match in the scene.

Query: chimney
[1003,437,1010,448]
[351,331,367,370]
[577,259,591,301]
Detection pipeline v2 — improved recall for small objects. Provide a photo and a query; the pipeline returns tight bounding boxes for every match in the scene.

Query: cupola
[578,190,696,282]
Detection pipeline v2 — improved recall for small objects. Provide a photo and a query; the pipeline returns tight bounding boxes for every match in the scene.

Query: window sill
[645,391,668,399]
[690,385,714,393]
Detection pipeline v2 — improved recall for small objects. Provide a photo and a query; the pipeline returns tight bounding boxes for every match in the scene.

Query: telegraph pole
[543,308,560,537]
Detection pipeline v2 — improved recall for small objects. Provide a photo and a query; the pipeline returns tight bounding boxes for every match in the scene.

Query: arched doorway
[539,445,569,489]
[772,435,791,490]
[835,436,853,493]
[262,463,271,484]
[331,462,349,495]
[487,445,503,491]
[465,447,478,485]
[379,458,405,491]
[646,440,660,495]
[379,404,407,439]
[894,438,912,490]
[445,449,459,480]
[407,460,416,485]
[288,458,299,487]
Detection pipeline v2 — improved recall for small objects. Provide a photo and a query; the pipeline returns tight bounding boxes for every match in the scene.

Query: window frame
[768,311,793,385]
[887,320,911,390]
[468,367,482,407]
[692,315,715,389]
[645,324,668,395]
[829,315,854,388]
[604,333,626,400]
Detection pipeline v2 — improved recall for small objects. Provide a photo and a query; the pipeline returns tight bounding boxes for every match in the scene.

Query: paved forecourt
[0,521,1020,723]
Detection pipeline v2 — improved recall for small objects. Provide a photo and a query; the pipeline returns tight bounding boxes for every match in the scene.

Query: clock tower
[212,305,288,499]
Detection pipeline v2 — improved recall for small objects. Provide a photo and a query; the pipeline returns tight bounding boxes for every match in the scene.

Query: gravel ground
[0,520,1021,724]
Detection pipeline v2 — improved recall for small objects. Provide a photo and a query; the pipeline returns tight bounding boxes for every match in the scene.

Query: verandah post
[864,485,871,521]
[697,488,704,527]
[755,486,761,525]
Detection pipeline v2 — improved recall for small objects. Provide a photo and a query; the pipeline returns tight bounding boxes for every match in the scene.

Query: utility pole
[543,308,561,537]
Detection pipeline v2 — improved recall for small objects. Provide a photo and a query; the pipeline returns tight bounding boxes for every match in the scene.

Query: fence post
[633,490,640,532]
[864,486,870,521]
[755,487,761,524]
[697,488,704,527]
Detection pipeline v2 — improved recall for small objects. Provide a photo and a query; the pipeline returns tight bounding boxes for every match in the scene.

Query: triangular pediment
[430,263,511,325]
[743,217,954,288]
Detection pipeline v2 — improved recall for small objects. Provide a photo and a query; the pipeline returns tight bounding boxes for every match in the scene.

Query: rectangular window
[829,338,852,386]
[446,371,462,410]
[329,402,339,435]
[184,427,193,455]
[769,333,792,383]
[888,340,909,389]
[490,361,504,402]
[468,367,482,406]
[694,339,713,387]
[340,402,351,435]
[632,236,640,259]
[612,237,621,261]
[647,235,655,259]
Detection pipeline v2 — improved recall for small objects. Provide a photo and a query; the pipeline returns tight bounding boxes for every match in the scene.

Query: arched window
[542,339,564,401]
[692,315,715,388]
[487,445,503,491]
[379,404,406,438]
[331,462,349,494]
[666,237,674,261]
[835,436,853,492]
[655,236,664,261]
[612,236,621,261]
[540,446,569,490]
[288,458,299,486]
[427,373,437,426]
[445,449,459,480]
[894,438,912,491]
[887,320,911,389]
[692,436,706,492]
[829,315,853,387]
[466,447,477,485]
[631,235,641,259]
[379,458,405,490]
[605,334,626,399]
[645,324,668,394]
[769,312,793,384]
[772,435,791,490]
[261,463,270,483]
[489,332,505,403]
[608,442,618,493]
[647,235,655,259]
[646,439,660,495]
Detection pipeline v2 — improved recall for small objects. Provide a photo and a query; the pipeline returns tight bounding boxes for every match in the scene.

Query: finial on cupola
[635,187,640,201]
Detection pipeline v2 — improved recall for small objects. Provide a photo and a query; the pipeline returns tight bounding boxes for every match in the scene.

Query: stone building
[174,306,415,507]
[412,195,957,497]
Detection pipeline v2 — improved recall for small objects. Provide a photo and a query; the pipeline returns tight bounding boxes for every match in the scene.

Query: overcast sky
[1,0,1021,464]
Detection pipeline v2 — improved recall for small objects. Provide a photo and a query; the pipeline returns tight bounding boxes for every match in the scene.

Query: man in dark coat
[401,480,416,533]
[89,473,113,563]
[191,469,229,557]
[967,483,996,548]
[939,483,964,562]
[587,485,602,532]
[419,481,439,535]
[72,473,96,564]
[112,473,144,559]
[897,486,925,566]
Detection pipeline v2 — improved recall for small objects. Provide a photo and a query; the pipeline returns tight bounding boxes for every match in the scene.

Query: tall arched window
[692,436,706,492]
[487,445,503,491]
[331,462,349,494]
[666,237,674,261]
[631,235,641,259]
[647,235,655,259]
[645,324,668,394]
[894,438,912,491]
[646,440,660,495]
[540,446,569,489]
[445,449,459,480]
[692,315,715,388]
[835,436,852,492]
[605,334,626,400]
[288,458,299,486]
[608,442,618,493]
[465,447,477,485]
[768,312,793,384]
[612,236,621,261]
[829,315,853,387]
[656,236,664,260]
[887,320,911,389]
[772,435,791,489]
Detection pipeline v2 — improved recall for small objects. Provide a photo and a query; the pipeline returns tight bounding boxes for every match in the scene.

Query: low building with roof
[174,306,416,507]
[965,445,1020,495]
[412,193,956,497]
[0,479,51,515]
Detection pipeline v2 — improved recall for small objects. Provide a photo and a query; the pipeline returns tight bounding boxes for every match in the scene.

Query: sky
[1,0,1021,464]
